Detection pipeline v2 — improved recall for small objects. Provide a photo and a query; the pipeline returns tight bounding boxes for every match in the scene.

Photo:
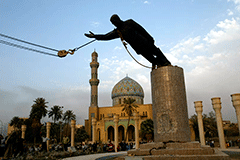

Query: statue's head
[110,14,122,27]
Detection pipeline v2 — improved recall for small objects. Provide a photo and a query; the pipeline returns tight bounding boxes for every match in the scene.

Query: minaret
[89,51,99,108]
[88,51,100,140]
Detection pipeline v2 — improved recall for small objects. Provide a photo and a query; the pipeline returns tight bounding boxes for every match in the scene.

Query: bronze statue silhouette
[85,14,171,68]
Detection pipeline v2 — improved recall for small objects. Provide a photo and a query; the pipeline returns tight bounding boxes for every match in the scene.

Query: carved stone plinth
[126,142,230,160]
[151,66,191,142]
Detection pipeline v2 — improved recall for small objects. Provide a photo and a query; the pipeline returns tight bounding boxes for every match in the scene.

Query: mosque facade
[84,51,153,143]
[84,51,195,143]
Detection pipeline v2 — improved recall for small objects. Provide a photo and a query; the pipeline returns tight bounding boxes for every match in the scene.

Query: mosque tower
[88,51,100,140]
[89,51,99,108]
[89,51,99,124]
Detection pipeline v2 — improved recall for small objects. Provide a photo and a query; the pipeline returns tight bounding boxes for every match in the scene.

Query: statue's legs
[141,53,158,67]
[153,47,171,66]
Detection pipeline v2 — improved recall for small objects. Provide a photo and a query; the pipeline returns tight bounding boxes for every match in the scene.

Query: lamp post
[114,114,119,152]
[231,93,240,135]
[71,120,76,147]
[211,97,226,149]
[21,125,27,139]
[194,101,205,145]
[133,112,140,149]
[46,122,51,151]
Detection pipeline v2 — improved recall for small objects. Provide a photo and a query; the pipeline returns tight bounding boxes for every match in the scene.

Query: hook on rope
[58,49,75,58]
[58,39,96,58]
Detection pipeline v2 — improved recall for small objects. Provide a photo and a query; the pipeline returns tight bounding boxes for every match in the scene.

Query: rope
[0,40,58,57]
[74,39,96,51]
[0,33,96,58]
[122,42,152,69]
[116,30,151,69]
[0,33,58,52]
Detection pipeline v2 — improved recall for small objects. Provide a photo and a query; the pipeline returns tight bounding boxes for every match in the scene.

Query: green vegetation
[8,97,89,144]
[121,98,138,141]
[140,119,154,141]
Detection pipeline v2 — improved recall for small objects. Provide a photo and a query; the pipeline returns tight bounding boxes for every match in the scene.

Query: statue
[85,14,171,68]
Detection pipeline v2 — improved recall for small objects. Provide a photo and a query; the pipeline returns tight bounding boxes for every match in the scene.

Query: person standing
[41,135,49,152]
[62,135,69,151]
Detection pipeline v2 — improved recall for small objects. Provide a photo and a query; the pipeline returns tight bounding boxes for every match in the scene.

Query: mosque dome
[111,76,144,106]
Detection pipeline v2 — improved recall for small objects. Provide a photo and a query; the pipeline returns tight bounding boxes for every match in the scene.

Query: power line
[0,33,58,52]
[0,40,59,57]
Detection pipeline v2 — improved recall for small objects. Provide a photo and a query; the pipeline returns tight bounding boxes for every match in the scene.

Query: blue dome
[111,76,144,99]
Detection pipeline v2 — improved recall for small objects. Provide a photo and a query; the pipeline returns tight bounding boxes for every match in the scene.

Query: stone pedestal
[211,97,226,149]
[151,66,191,142]
[21,125,27,139]
[92,118,97,143]
[114,115,119,152]
[231,93,240,135]
[46,122,51,152]
[71,120,76,147]
[194,101,206,146]
[126,66,230,160]
[126,142,230,160]
[134,112,140,149]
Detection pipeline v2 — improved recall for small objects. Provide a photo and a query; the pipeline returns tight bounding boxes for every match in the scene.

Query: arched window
[107,126,114,141]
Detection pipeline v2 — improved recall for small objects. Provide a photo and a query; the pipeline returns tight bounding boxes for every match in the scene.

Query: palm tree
[29,97,48,144]
[122,98,138,141]
[48,105,63,124]
[10,116,24,130]
[48,105,63,141]
[140,119,154,141]
[29,97,48,122]
[63,110,76,124]
[63,110,76,136]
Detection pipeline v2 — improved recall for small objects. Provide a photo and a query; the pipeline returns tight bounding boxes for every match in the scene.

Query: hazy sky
[1,0,240,125]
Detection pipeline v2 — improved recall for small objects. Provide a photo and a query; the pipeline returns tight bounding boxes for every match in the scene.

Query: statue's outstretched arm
[85,30,119,41]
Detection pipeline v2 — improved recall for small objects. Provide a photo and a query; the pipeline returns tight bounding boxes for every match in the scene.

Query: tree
[224,123,239,137]
[63,110,76,124]
[189,114,199,139]
[10,116,24,130]
[122,98,138,141]
[29,97,48,143]
[63,110,76,137]
[203,111,218,138]
[24,118,34,143]
[48,105,63,141]
[75,126,89,143]
[48,105,63,124]
[29,97,48,122]
[189,111,218,141]
[140,119,154,141]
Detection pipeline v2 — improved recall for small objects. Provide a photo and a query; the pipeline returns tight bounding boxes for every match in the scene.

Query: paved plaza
[63,151,127,160]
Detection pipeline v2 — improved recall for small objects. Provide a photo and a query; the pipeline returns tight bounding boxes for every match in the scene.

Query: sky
[0,0,240,126]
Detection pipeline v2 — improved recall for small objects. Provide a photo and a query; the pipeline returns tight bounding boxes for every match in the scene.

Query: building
[7,117,28,135]
[84,51,197,143]
[85,51,153,143]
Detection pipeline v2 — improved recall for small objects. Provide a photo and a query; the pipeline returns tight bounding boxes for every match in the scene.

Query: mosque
[84,51,195,143]
[84,51,153,143]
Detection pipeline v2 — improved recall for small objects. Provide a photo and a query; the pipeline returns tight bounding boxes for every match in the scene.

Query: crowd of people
[0,130,140,159]
[205,139,240,148]
[77,140,136,153]
[5,132,240,159]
